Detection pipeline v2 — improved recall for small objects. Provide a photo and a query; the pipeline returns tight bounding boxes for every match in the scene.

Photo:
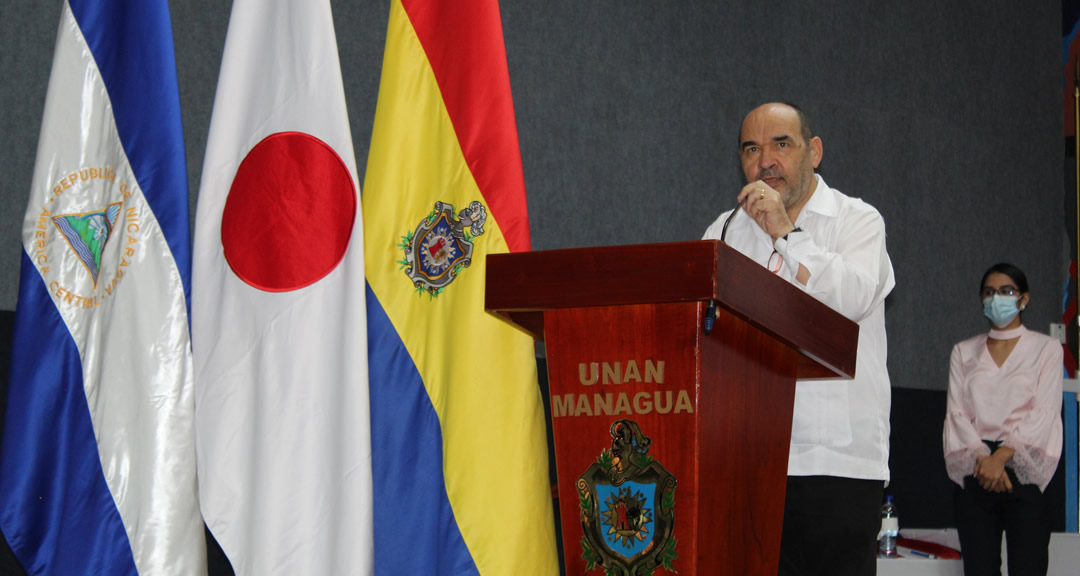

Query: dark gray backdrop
[0,2,1066,389]
[0,0,1071,571]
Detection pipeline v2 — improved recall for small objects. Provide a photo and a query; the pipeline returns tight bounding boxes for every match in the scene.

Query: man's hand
[737,180,795,241]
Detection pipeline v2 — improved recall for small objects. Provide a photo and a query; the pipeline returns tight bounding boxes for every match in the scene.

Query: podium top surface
[486,240,858,379]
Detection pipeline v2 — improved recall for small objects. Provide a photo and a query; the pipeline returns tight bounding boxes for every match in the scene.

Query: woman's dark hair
[980,262,1029,294]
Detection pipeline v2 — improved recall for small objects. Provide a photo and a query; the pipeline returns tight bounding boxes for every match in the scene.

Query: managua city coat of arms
[578,419,677,576]
[399,200,487,297]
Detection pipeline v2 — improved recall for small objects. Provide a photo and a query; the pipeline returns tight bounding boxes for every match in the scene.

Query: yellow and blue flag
[363,0,558,573]
[0,1,204,574]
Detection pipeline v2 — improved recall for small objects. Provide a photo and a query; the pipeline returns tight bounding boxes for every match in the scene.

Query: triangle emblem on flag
[52,202,122,287]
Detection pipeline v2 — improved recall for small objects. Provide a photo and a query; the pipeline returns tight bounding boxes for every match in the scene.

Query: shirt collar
[797,174,838,224]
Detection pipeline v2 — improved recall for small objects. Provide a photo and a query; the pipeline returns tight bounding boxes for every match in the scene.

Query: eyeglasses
[768,250,784,274]
[981,286,1020,299]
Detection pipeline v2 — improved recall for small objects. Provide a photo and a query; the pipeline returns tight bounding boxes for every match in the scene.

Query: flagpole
[1075,54,1080,536]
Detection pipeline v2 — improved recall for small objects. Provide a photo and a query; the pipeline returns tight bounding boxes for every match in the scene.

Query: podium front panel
[545,302,699,576]
[544,301,798,576]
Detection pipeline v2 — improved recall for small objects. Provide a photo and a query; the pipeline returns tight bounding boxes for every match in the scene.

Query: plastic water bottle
[878,495,899,558]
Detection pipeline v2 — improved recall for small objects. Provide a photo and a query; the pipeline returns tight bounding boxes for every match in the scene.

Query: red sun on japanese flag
[221,132,356,292]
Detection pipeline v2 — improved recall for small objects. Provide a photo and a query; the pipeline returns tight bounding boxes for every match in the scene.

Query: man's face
[739,104,821,210]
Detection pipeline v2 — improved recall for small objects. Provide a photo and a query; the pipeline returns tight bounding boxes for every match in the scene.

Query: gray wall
[0,0,1066,392]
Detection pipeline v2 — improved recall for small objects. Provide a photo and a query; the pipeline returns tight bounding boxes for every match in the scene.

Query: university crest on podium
[578,419,677,576]
[399,200,486,297]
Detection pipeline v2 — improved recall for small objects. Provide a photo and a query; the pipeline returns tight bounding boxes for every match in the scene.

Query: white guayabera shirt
[704,174,896,482]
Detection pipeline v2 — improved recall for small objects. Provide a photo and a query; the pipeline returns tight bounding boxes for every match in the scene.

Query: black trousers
[954,470,1050,576]
[777,475,884,576]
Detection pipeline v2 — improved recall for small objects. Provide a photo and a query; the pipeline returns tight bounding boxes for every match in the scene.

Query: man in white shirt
[703,102,895,576]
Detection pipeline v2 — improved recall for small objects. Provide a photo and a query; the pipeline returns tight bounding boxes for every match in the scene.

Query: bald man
[703,102,895,576]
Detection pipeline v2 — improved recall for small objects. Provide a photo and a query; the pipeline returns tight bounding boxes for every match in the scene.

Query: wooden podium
[485,240,858,576]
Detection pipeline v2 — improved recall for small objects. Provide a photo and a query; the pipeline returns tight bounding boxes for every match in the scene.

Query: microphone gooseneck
[719,195,746,244]
[708,195,746,335]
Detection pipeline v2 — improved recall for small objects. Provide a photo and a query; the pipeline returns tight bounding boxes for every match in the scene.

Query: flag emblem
[28,166,143,310]
[53,203,122,287]
[579,420,678,575]
[400,200,487,297]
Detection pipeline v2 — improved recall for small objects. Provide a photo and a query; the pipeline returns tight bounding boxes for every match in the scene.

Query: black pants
[954,470,1050,576]
[777,475,884,576]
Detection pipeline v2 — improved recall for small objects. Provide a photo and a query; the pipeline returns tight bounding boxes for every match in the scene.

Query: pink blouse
[942,325,1063,491]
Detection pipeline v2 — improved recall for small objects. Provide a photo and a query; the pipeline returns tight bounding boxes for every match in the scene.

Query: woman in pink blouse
[943,262,1063,576]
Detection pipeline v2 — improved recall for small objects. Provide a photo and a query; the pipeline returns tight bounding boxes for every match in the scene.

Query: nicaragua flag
[364,0,559,574]
[0,1,205,575]
[191,0,372,575]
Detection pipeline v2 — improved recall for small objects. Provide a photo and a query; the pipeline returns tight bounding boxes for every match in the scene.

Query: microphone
[707,195,746,336]
[719,195,746,244]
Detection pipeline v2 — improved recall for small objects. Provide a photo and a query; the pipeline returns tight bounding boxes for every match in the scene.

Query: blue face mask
[983,294,1021,328]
